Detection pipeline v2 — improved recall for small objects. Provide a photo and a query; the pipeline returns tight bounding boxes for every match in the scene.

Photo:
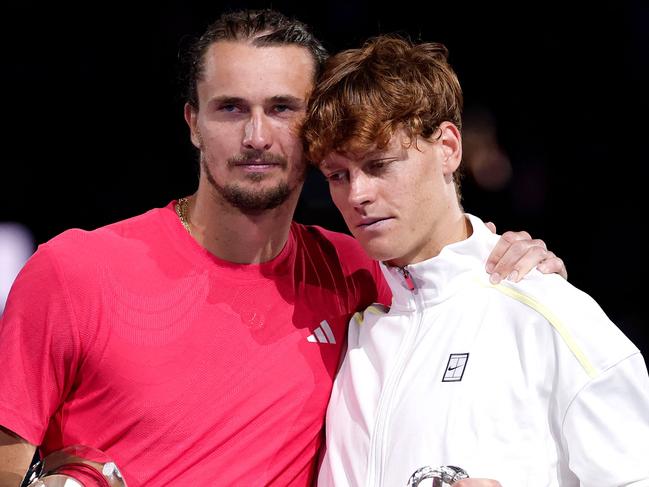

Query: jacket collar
[380,214,498,311]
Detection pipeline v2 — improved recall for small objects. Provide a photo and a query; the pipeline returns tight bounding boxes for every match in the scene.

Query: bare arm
[0,426,35,487]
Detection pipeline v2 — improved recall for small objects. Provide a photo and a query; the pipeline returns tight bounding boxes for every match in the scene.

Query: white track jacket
[319,214,649,487]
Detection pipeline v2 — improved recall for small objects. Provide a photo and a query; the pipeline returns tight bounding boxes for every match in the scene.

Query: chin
[360,242,397,263]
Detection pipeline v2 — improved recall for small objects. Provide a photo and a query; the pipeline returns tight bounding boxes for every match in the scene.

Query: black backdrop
[2,1,648,356]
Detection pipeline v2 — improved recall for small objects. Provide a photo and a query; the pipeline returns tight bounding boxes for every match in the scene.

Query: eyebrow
[210,96,246,106]
[209,95,305,106]
[366,155,398,163]
[364,146,408,162]
[268,95,306,107]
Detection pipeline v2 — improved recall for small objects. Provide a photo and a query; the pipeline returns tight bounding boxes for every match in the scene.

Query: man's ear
[184,103,201,149]
[438,121,462,175]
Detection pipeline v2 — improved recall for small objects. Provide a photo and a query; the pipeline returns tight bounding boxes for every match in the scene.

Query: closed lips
[357,217,391,228]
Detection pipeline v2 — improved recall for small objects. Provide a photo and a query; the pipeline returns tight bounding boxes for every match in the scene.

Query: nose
[242,110,273,151]
[348,172,375,210]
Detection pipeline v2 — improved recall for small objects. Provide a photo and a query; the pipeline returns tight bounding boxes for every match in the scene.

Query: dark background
[2,1,647,356]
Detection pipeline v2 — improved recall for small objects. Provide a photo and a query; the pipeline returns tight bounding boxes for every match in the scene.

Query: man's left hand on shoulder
[484,222,567,284]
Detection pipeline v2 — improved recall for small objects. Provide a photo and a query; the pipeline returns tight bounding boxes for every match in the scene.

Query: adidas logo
[307,320,336,344]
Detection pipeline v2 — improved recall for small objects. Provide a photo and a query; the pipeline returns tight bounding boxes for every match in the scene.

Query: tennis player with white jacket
[301,35,649,487]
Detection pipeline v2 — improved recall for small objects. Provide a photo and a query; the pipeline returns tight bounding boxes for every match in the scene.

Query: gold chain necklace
[175,197,191,233]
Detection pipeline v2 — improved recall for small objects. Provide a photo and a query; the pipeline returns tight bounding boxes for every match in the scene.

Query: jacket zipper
[401,267,416,291]
[366,266,423,486]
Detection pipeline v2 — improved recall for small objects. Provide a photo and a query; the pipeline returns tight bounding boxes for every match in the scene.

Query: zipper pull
[400,267,416,291]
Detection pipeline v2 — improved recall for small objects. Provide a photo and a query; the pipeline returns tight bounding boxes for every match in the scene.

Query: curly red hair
[303,35,463,176]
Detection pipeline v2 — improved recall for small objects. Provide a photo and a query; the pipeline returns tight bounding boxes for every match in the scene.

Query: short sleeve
[0,245,80,445]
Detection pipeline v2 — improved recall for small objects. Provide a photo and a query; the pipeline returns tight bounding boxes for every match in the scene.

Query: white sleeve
[562,353,649,486]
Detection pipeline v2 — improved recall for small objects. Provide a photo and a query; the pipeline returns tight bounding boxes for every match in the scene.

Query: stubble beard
[200,150,305,212]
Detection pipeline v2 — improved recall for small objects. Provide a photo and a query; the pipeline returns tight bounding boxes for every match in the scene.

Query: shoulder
[44,206,167,254]
[291,223,375,268]
[24,206,169,286]
[291,222,359,248]
[488,273,639,377]
[346,302,391,344]
[351,302,391,326]
[290,223,389,307]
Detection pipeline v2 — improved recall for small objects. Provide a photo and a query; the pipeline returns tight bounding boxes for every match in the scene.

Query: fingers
[455,479,502,487]
[486,227,568,283]
[486,230,540,284]
[486,230,534,273]
[485,221,497,234]
[537,251,568,280]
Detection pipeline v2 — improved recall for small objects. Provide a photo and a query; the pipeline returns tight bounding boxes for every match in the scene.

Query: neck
[388,208,471,268]
[183,181,301,264]
[438,214,472,258]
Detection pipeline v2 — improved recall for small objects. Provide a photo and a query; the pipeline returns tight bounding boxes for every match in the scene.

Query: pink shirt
[0,202,390,486]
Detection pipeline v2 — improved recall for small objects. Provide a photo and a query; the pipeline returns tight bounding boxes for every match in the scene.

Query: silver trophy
[407,465,469,487]
[23,445,127,487]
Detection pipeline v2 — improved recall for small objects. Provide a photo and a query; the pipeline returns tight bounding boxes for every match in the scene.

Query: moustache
[227,150,288,168]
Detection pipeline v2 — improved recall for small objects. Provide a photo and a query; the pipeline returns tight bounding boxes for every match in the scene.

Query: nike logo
[442,353,469,382]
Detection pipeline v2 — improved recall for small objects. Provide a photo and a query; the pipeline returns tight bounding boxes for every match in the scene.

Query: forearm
[0,426,35,487]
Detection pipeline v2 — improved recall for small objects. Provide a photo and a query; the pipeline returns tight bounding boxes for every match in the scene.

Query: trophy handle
[27,475,83,487]
[23,446,127,487]
[408,465,469,487]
